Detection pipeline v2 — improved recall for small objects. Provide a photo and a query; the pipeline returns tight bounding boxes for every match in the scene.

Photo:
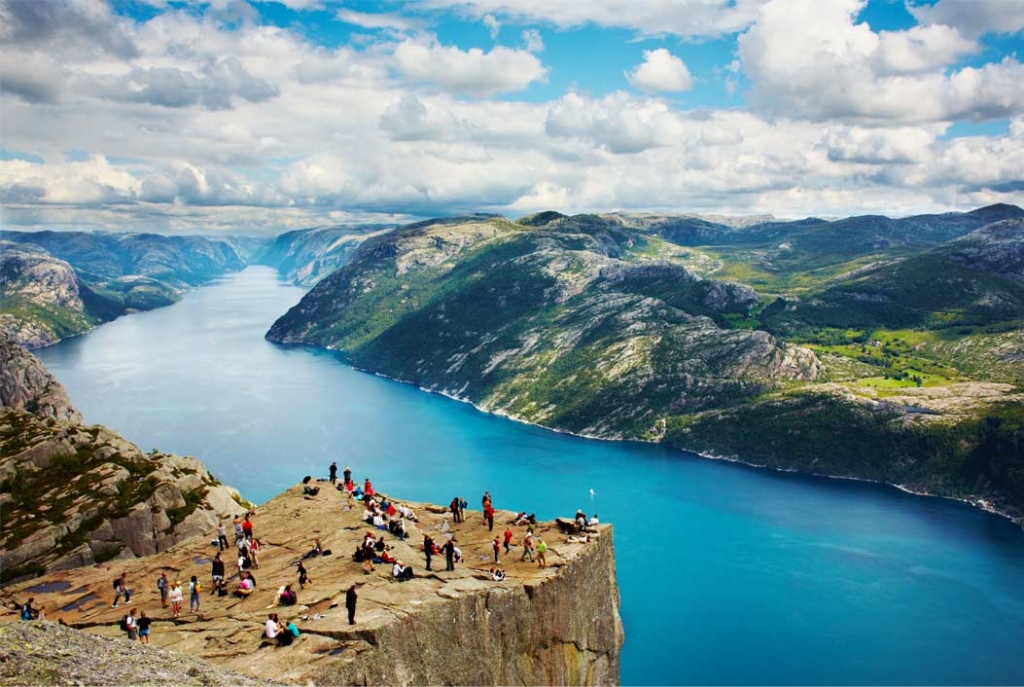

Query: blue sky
[1,0,1022,233]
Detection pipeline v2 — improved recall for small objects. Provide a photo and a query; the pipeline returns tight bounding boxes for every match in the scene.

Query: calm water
[38,267,1024,685]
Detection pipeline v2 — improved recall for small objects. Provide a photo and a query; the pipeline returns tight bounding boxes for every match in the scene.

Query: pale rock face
[0,332,83,423]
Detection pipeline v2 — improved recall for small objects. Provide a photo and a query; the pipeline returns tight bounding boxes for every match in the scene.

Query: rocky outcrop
[0,241,91,348]
[256,226,386,285]
[0,408,249,584]
[0,331,81,423]
[1,485,623,686]
[0,622,283,686]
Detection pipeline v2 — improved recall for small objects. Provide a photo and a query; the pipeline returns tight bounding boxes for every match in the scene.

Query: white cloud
[521,28,544,53]
[417,0,770,38]
[738,0,1024,123]
[908,0,1024,38]
[483,14,501,39]
[0,156,140,205]
[335,9,420,32]
[393,39,547,95]
[625,48,693,92]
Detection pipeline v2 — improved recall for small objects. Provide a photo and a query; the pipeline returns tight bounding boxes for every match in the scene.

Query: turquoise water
[37,267,1024,685]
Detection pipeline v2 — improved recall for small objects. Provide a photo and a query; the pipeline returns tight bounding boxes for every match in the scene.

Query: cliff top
[0,481,613,684]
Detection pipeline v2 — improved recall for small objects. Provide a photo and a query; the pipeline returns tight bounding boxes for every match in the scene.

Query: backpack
[195,582,202,593]
[112,578,121,590]
[119,615,129,631]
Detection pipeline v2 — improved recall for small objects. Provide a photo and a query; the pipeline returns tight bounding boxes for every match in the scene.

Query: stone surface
[0,332,82,423]
[1,484,623,686]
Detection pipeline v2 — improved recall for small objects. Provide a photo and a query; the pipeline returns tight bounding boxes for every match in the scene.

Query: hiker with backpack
[20,598,37,621]
[111,572,130,607]
[189,576,202,612]
[120,608,138,640]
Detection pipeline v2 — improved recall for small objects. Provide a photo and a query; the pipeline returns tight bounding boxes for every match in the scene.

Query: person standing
[536,538,547,568]
[137,610,152,644]
[484,503,495,532]
[329,461,338,484]
[423,534,434,572]
[233,516,244,545]
[298,561,311,588]
[217,520,229,551]
[521,531,535,562]
[189,576,201,613]
[157,572,169,608]
[503,527,513,554]
[343,466,352,485]
[169,581,183,619]
[124,608,138,641]
[111,572,130,608]
[443,538,456,571]
[211,553,225,595]
[242,514,254,542]
[492,536,501,563]
[345,584,358,625]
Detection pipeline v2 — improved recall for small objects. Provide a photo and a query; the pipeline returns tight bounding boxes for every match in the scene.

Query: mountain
[0,330,81,423]
[254,225,389,285]
[0,231,246,348]
[268,214,819,439]
[763,218,1024,335]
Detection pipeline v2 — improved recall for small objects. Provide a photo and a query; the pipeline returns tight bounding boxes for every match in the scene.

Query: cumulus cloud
[379,94,465,141]
[738,0,1024,123]
[336,8,420,32]
[625,48,694,92]
[393,40,547,95]
[0,0,139,60]
[417,0,769,38]
[908,0,1024,38]
[0,156,140,205]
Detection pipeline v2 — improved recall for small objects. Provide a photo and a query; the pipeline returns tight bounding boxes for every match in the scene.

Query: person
[217,520,229,551]
[575,510,587,533]
[521,531,535,562]
[343,466,352,485]
[392,560,413,581]
[303,538,323,559]
[237,571,255,597]
[111,571,130,608]
[443,538,456,571]
[189,575,201,613]
[233,515,244,545]
[137,610,152,644]
[492,536,501,563]
[264,613,279,642]
[20,598,36,621]
[450,497,462,523]
[489,567,506,581]
[297,561,311,588]
[250,538,261,569]
[589,514,599,526]
[242,514,254,541]
[484,503,495,532]
[154,571,168,608]
[536,538,547,568]
[276,616,294,647]
[211,553,225,595]
[345,584,357,625]
[169,581,183,618]
[503,527,513,554]
[277,584,297,605]
[285,619,300,641]
[329,461,338,484]
[124,608,138,641]
[423,534,434,572]
[364,478,374,497]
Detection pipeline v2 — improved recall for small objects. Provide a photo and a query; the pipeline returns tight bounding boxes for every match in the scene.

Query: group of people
[263,612,300,646]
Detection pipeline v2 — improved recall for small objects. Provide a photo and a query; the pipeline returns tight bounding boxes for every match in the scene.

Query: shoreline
[343,360,1024,529]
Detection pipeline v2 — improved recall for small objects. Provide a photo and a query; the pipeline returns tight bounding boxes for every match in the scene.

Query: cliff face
[1,484,623,686]
[0,331,82,423]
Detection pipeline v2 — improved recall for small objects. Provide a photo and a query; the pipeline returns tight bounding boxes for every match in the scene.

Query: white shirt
[588,517,599,526]
[265,619,278,638]
[392,562,403,577]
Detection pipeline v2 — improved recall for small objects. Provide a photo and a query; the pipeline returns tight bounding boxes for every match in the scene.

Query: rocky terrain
[268,214,820,439]
[1,485,623,686]
[0,337,250,584]
[0,622,284,687]
[0,331,80,423]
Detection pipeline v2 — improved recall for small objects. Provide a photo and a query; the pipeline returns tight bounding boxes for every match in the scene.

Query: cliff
[0,331,81,423]
[1,484,623,686]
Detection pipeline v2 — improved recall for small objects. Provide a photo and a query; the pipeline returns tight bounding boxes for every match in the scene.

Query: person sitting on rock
[264,612,279,642]
[588,513,599,526]
[398,503,418,521]
[236,571,255,597]
[20,598,37,621]
[302,539,323,560]
[276,583,297,606]
[392,560,413,581]
[489,567,506,582]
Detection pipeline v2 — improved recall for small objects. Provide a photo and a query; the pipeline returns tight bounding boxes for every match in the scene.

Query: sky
[0,0,1022,235]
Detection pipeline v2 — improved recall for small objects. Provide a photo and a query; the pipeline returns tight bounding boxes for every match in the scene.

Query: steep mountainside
[256,225,390,285]
[0,231,246,347]
[268,215,819,439]
[0,331,81,423]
